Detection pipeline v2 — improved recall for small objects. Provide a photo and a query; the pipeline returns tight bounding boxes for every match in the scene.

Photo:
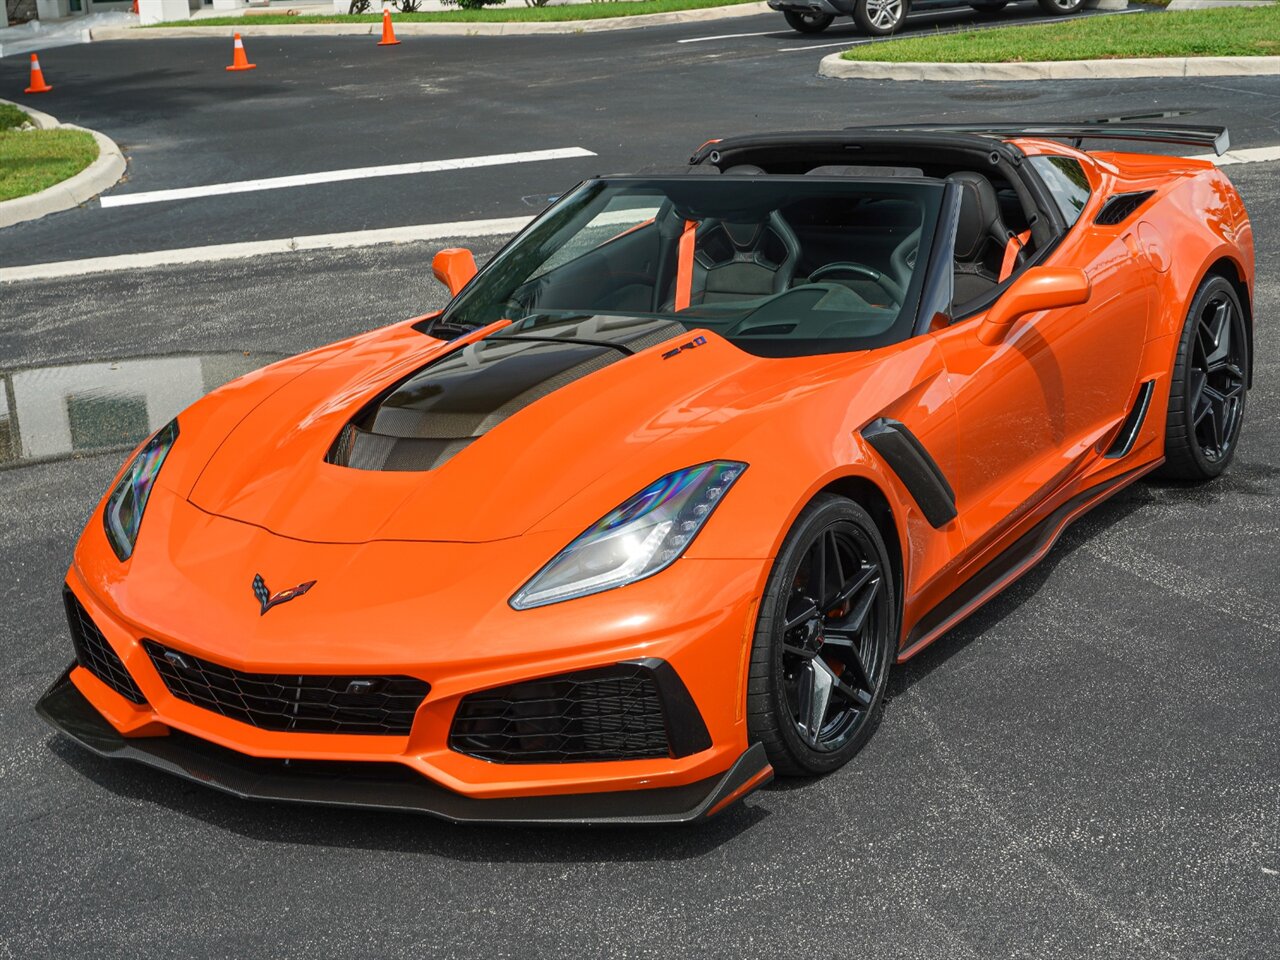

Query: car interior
[441,142,1060,354]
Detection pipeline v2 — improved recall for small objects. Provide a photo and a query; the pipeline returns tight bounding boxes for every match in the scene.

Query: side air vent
[1094,190,1155,226]
[449,659,711,764]
[64,587,147,705]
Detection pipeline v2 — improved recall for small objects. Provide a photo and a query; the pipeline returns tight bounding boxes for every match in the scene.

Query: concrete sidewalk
[0,9,135,58]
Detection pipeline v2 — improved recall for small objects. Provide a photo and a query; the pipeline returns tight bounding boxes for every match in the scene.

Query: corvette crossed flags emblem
[252,574,317,616]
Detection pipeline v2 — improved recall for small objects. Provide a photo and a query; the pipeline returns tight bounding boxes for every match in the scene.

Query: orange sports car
[39,120,1254,824]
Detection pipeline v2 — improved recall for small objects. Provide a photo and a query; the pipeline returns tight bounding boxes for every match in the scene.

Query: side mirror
[432,248,478,297]
[977,267,1092,345]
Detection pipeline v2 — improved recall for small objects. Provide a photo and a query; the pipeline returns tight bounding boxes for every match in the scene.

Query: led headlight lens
[103,419,179,562]
[511,460,746,610]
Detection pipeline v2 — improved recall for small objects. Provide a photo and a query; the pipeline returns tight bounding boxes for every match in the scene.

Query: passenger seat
[947,171,1017,309]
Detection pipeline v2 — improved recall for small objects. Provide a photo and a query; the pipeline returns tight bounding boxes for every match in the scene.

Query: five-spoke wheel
[748,495,896,775]
[1159,274,1249,480]
[854,0,907,36]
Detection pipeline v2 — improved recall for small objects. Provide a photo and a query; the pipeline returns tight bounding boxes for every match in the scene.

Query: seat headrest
[947,171,1004,260]
[723,164,766,176]
[806,165,925,178]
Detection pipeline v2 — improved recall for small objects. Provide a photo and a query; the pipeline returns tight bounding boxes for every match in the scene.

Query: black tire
[1157,274,1249,481]
[853,0,908,36]
[784,10,835,32]
[1036,0,1084,14]
[747,494,898,776]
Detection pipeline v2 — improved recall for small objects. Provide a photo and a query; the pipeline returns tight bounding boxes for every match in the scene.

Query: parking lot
[2,13,1278,959]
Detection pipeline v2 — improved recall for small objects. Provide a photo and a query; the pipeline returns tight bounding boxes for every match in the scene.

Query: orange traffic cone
[24,54,53,94]
[225,33,257,72]
[377,9,400,46]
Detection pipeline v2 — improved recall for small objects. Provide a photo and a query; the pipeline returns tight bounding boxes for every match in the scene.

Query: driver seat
[667,212,802,308]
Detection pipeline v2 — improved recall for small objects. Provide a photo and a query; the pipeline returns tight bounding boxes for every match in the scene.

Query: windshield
[440,176,944,357]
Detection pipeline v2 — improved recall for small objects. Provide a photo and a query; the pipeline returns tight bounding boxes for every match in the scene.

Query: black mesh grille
[1094,190,1156,226]
[142,640,429,735]
[63,588,146,704]
[450,664,671,763]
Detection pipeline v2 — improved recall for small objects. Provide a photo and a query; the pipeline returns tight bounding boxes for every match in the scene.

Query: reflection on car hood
[186,316,820,544]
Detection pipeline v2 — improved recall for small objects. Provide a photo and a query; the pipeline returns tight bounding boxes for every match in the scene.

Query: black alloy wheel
[784,10,835,32]
[747,495,896,775]
[1158,274,1249,480]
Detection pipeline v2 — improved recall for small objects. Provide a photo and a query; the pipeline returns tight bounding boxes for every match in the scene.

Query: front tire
[747,495,897,776]
[1036,0,1084,14]
[853,0,908,36]
[784,10,835,32]
[1157,274,1249,481]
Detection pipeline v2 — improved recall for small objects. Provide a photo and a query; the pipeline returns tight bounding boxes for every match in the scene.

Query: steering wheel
[807,261,905,305]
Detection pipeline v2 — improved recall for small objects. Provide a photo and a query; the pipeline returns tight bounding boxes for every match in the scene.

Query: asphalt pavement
[1,9,1278,960]
[0,2,1200,268]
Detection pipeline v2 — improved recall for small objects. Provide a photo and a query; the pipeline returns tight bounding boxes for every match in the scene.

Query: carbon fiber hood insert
[327,315,685,472]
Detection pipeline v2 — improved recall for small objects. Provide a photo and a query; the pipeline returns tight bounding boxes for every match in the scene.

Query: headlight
[510,460,746,610]
[103,419,179,562]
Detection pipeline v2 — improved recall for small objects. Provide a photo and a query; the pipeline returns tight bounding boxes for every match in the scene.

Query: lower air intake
[64,587,146,705]
[449,660,711,764]
[142,640,429,735]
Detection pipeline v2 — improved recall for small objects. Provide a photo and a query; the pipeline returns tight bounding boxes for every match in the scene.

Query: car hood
[186,317,832,544]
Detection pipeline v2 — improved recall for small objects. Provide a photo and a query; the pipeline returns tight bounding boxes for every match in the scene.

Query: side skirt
[897,461,1159,662]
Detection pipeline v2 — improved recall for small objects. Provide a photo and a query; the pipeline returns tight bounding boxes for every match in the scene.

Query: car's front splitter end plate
[36,668,772,826]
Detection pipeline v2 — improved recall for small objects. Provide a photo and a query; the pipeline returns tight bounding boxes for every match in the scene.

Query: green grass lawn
[154,0,758,26]
[843,3,1279,62]
[0,106,99,203]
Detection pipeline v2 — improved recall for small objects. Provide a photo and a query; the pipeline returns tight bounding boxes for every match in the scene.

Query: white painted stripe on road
[1189,146,1280,167]
[0,216,535,283]
[97,147,597,209]
[678,30,779,44]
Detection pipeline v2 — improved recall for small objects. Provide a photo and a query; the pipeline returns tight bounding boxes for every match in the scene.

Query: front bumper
[38,668,773,825]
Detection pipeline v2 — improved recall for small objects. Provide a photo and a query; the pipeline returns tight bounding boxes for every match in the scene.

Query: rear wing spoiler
[851,117,1230,156]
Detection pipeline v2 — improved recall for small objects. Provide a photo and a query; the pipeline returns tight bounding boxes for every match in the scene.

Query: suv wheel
[1037,0,1084,14]
[853,0,908,36]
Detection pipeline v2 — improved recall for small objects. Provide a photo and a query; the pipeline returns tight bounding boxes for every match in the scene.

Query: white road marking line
[1190,146,1280,166]
[0,216,536,283]
[678,29,779,43]
[97,147,597,209]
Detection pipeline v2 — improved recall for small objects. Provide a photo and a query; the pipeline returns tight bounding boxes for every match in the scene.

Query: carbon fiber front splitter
[35,668,772,825]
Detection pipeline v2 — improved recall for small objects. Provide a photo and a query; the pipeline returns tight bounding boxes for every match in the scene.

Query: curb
[91,1,770,39]
[0,99,127,230]
[818,53,1280,82]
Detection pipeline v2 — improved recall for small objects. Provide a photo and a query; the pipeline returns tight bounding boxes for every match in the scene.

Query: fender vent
[1094,190,1155,226]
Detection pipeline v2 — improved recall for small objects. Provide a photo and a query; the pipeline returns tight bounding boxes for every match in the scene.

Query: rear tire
[853,0,908,36]
[1157,274,1249,481]
[1036,0,1084,14]
[784,10,835,32]
[747,494,897,776]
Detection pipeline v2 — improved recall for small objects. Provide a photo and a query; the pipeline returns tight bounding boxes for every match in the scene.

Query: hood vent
[1094,190,1155,226]
[328,316,685,473]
